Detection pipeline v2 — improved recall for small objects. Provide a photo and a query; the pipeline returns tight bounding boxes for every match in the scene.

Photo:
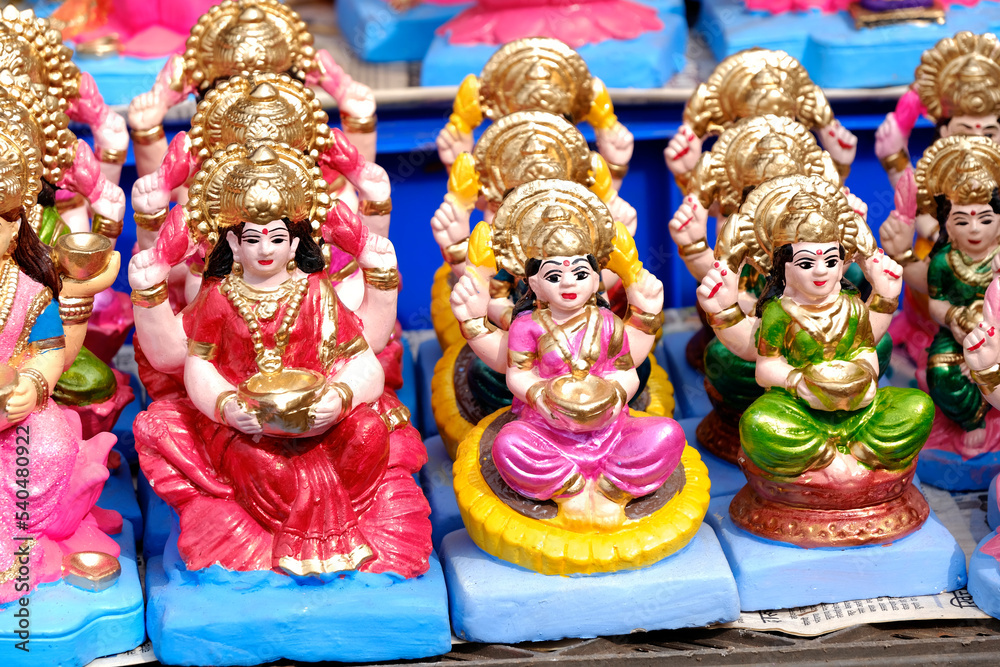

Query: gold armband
[130,125,165,145]
[785,368,804,398]
[59,295,95,325]
[97,147,127,165]
[359,199,392,216]
[328,381,355,412]
[329,258,358,282]
[678,237,709,258]
[443,238,469,265]
[888,248,917,267]
[868,293,899,315]
[362,267,400,291]
[946,305,977,333]
[606,161,628,180]
[131,281,169,309]
[624,304,664,336]
[215,390,237,423]
[91,214,123,240]
[459,315,495,341]
[526,382,545,410]
[20,368,49,407]
[971,363,1000,395]
[340,113,376,134]
[134,208,167,232]
[879,149,911,174]
[706,303,745,330]
[188,340,217,361]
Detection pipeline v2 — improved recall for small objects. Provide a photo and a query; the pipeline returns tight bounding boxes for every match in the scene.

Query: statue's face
[227,220,299,281]
[945,203,1000,258]
[942,115,1000,142]
[527,255,600,313]
[785,241,844,303]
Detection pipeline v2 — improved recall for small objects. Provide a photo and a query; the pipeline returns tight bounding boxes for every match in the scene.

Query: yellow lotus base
[431,263,463,351]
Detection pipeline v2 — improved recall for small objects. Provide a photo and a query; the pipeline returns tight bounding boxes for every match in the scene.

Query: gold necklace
[221,274,309,374]
[229,275,296,321]
[0,260,19,331]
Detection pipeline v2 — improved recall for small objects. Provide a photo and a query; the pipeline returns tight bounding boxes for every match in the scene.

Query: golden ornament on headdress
[716,175,875,274]
[185,140,330,247]
[0,5,80,107]
[0,110,43,217]
[0,71,76,186]
[683,49,833,138]
[472,111,593,204]
[182,0,315,93]
[690,115,841,216]
[189,72,331,166]
[491,179,614,278]
[915,32,1000,123]
[915,135,1000,218]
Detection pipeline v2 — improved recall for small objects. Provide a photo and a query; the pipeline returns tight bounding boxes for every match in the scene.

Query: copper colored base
[696,408,741,464]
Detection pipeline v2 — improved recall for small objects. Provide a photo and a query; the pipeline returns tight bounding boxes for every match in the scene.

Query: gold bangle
[328,381,355,412]
[130,124,165,145]
[215,390,237,423]
[785,368,804,398]
[59,295,95,325]
[678,237,709,258]
[706,303,745,330]
[526,381,545,410]
[888,248,917,267]
[624,304,664,336]
[91,213,123,239]
[606,161,628,180]
[971,363,1000,395]
[134,208,167,232]
[340,113,376,134]
[946,305,977,333]
[359,199,392,216]
[868,293,899,315]
[130,281,169,309]
[362,267,400,291]
[20,368,49,407]
[443,238,469,265]
[329,258,358,282]
[459,315,495,341]
[97,147,127,165]
[879,149,911,174]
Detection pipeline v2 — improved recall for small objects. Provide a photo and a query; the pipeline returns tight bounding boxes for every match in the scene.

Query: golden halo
[915,32,1000,123]
[0,71,76,186]
[0,110,43,216]
[0,5,80,108]
[915,135,1000,217]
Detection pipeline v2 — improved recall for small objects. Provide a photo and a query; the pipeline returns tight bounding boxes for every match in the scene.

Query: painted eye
[797,261,814,270]
[574,271,589,281]
[826,258,838,268]
[546,274,560,283]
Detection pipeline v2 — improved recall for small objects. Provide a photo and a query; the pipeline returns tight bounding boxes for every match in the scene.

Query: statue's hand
[91,180,126,222]
[818,120,857,166]
[844,188,868,221]
[965,322,1000,371]
[697,263,739,315]
[62,252,121,298]
[861,250,903,301]
[95,111,128,152]
[356,162,391,202]
[875,112,908,160]
[128,89,167,130]
[450,271,490,321]
[605,194,637,236]
[626,268,664,315]
[357,233,396,271]
[312,390,344,431]
[668,195,708,248]
[6,377,38,424]
[132,173,171,214]
[430,198,470,251]
[878,212,914,258]
[224,399,262,435]
[129,249,171,291]
[664,123,701,176]
[436,125,473,167]
[595,121,633,167]
[340,81,376,120]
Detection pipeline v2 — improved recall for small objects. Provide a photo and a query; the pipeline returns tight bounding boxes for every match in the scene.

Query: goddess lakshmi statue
[698,175,933,546]
[130,140,430,577]
[0,111,124,604]
[665,49,857,194]
[436,38,633,190]
[447,179,708,575]
[126,0,377,177]
[881,136,1000,469]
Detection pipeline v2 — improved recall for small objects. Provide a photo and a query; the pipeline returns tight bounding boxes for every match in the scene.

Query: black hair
[204,217,325,279]
[754,243,855,318]
[0,208,61,297]
[511,253,610,320]
[928,188,1000,259]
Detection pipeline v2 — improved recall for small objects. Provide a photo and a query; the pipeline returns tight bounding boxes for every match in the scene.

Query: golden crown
[915,135,1000,217]
[0,71,76,185]
[915,32,1000,123]
[0,110,42,217]
[0,5,80,108]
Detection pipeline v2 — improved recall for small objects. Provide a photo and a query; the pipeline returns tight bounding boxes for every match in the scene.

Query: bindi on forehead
[563,260,570,266]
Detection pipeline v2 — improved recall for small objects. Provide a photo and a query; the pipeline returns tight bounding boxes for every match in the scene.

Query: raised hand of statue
[697,262,739,315]
[95,110,129,153]
[625,268,664,316]
[859,250,903,300]
[62,251,121,298]
[340,81,376,120]
[844,189,868,221]
[818,120,857,166]
[357,233,397,271]
[431,198,471,250]
[129,248,172,291]
[595,121,634,168]
[223,398,263,435]
[128,89,167,131]
[965,322,1000,372]
[664,123,702,176]
[606,194,637,236]
[436,124,473,168]
[878,212,915,258]
[450,271,490,322]
[132,172,172,214]
[875,112,908,161]
[91,179,127,222]
[668,195,708,248]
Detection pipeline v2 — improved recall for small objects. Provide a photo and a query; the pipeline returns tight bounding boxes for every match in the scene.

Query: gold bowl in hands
[53,233,114,281]
[803,360,876,412]
[237,368,327,436]
[544,374,621,433]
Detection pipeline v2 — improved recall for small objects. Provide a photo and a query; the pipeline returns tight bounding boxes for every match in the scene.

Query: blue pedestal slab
[398,335,419,423]
[416,337,443,437]
[421,1,688,87]
[145,527,451,666]
[657,331,711,421]
[112,373,144,465]
[442,527,739,643]
[0,522,145,667]
[678,417,745,498]
[990,476,998,531]
[337,0,472,62]
[696,0,1000,89]
[705,494,967,611]
[916,448,1000,492]
[419,436,464,551]
[142,495,175,561]
[968,531,1000,620]
[97,449,142,538]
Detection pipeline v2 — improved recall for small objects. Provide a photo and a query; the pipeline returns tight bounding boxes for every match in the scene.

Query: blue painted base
[421,1,688,87]
[678,417,745,498]
[419,436,464,551]
[398,335,419,424]
[696,0,1000,89]
[145,527,451,666]
[0,522,145,667]
[915,448,1000,492]
[97,449,142,538]
[656,331,711,421]
[112,373,144,465]
[968,531,1000,620]
[142,494,175,561]
[441,526,739,643]
[415,337,443,437]
[337,0,472,62]
[705,494,967,611]
[989,476,998,531]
